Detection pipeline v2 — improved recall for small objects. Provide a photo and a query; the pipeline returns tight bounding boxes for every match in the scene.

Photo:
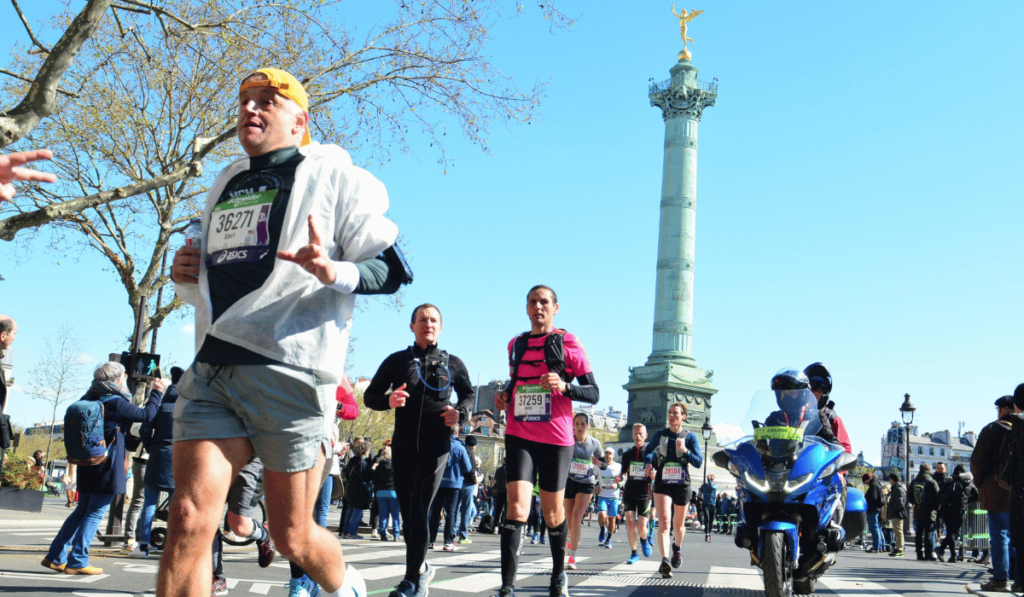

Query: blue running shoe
[626,553,640,565]
[641,536,652,558]
[288,575,321,597]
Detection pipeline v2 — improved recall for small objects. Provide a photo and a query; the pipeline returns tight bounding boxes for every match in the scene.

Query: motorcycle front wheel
[762,531,793,597]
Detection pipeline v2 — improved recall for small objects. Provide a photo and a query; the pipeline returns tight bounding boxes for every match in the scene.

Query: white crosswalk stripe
[704,564,763,591]
[818,572,904,596]
[433,555,589,593]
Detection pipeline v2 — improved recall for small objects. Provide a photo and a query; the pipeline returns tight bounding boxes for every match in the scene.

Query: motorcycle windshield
[743,388,823,459]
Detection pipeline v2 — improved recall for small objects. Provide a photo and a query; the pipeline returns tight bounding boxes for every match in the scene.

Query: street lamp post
[900,393,916,488]
[701,416,713,485]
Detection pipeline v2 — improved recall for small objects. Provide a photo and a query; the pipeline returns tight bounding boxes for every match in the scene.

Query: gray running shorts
[173,361,336,473]
[227,457,264,518]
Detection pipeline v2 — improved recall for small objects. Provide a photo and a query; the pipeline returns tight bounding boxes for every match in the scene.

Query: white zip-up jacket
[175,142,398,380]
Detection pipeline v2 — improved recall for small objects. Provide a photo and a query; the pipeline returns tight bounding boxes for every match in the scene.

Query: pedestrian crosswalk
[1,526,915,596]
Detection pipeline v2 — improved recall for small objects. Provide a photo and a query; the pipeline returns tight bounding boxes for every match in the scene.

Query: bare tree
[28,324,87,463]
[0,0,573,351]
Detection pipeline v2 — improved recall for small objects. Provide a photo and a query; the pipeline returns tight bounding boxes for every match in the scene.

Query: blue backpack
[64,396,116,466]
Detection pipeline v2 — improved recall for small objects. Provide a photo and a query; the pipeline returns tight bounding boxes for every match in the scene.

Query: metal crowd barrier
[962,508,990,551]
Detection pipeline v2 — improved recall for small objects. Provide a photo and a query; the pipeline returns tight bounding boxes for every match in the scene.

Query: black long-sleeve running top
[364,343,474,454]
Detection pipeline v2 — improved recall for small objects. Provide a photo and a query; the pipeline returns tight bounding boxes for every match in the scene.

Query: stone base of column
[621,362,718,444]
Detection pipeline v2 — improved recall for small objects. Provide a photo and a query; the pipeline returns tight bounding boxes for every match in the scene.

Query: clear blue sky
[2,2,1022,466]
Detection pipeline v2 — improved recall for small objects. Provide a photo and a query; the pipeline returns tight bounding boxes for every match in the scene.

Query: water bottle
[184,218,202,252]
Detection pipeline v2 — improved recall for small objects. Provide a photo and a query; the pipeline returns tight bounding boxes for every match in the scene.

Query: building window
[929,447,934,456]
[918,447,923,455]
[940,449,945,456]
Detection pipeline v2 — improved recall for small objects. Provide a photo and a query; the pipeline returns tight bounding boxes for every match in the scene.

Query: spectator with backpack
[42,361,165,575]
[935,464,978,562]
[911,462,942,561]
[971,395,1020,590]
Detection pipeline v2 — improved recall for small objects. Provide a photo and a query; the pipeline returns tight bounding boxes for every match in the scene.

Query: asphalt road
[0,499,998,596]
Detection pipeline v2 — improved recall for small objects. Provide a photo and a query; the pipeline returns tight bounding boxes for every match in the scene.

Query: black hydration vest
[508,329,571,386]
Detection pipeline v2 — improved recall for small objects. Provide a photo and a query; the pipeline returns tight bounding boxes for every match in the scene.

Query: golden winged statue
[671,5,704,50]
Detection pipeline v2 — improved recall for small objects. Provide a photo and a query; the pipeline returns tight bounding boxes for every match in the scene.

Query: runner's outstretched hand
[1,149,57,202]
[278,215,336,285]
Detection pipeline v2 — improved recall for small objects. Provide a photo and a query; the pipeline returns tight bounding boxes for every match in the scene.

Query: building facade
[880,422,976,476]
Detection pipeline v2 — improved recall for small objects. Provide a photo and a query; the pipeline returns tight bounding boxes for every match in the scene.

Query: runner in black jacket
[364,304,474,597]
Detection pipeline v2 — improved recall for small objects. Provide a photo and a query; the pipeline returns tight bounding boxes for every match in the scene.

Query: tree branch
[10,0,52,54]
[0,68,80,98]
[0,0,113,148]
[0,126,233,241]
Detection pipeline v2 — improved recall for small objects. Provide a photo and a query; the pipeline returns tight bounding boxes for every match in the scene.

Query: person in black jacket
[886,473,908,557]
[364,304,474,597]
[42,361,164,575]
[130,367,185,558]
[863,472,887,553]
[911,463,941,561]
[373,446,400,541]
[342,442,373,537]
[936,464,978,562]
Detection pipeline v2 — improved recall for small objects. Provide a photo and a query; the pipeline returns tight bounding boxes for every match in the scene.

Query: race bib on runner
[600,476,616,490]
[662,461,686,485]
[629,462,646,479]
[513,384,551,423]
[569,457,592,479]
[207,190,276,267]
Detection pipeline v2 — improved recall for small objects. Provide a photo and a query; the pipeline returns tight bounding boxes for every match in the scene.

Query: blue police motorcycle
[713,377,863,597]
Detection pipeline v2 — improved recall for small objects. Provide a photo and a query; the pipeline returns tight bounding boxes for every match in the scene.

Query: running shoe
[659,559,672,578]
[530,535,537,545]
[212,577,229,596]
[288,575,320,597]
[128,544,149,559]
[413,562,436,597]
[626,553,640,565]
[603,538,612,549]
[458,537,472,545]
[257,525,276,568]
[640,537,652,558]
[428,543,435,550]
[389,580,416,597]
[598,528,606,543]
[539,535,546,545]
[566,556,577,571]
[549,571,569,597]
[491,587,515,597]
[442,543,456,552]
[671,548,682,569]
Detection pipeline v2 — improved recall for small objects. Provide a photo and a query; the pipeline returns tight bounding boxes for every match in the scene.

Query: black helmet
[803,362,832,396]
[771,368,810,391]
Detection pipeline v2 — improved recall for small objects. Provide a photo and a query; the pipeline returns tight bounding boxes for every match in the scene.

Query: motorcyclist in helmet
[804,363,852,454]
[765,370,819,430]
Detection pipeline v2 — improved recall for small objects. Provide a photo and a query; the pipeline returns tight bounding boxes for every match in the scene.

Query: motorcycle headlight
[743,471,770,493]
[784,472,813,494]
[817,463,838,481]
